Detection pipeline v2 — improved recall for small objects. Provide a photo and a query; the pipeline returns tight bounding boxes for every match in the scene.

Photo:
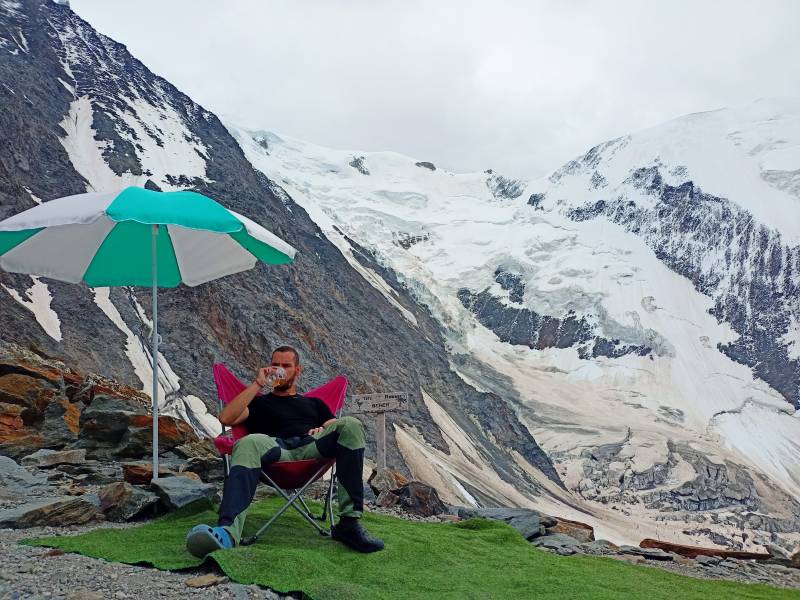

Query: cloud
[70,0,800,178]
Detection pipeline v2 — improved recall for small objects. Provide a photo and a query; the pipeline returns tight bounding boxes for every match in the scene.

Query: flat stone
[173,438,220,459]
[0,495,101,528]
[457,507,556,540]
[21,448,86,468]
[720,559,741,569]
[791,549,800,569]
[696,555,722,566]
[0,455,49,494]
[185,574,229,588]
[639,538,769,561]
[56,460,121,485]
[150,475,217,510]
[619,545,674,561]
[98,481,159,521]
[581,539,619,554]
[531,533,581,555]
[546,517,595,543]
[612,554,645,565]
[184,456,224,482]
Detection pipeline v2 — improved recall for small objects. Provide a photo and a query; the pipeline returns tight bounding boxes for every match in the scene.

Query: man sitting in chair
[186,346,384,556]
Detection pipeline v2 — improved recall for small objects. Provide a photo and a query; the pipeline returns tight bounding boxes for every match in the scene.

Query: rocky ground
[0,524,288,600]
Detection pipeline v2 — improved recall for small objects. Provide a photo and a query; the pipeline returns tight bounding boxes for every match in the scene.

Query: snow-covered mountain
[228,100,800,550]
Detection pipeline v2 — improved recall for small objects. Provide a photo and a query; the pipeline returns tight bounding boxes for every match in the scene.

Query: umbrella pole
[151,224,160,481]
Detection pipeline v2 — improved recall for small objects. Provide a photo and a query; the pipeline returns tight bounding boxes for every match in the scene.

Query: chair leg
[328,465,336,531]
[298,494,313,516]
[318,474,332,521]
[241,464,332,545]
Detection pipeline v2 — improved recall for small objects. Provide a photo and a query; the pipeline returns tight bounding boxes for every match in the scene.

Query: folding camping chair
[212,363,348,545]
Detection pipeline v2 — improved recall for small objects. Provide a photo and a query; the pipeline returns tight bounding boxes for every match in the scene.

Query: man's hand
[308,426,324,436]
[254,367,278,388]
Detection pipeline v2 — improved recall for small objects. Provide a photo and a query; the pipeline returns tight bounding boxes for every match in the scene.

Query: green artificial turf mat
[24,497,800,600]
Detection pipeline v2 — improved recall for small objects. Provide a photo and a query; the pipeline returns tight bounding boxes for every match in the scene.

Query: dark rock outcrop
[392,481,447,516]
[486,172,525,200]
[458,288,653,359]
[349,155,370,175]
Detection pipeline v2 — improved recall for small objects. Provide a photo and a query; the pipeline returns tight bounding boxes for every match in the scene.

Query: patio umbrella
[0,186,296,478]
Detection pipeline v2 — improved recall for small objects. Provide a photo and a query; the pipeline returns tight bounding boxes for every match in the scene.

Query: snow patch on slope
[115,93,211,189]
[58,96,127,193]
[1,276,62,341]
[91,288,221,438]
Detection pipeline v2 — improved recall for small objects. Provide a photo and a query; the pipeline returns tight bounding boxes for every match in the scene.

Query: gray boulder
[0,495,101,528]
[392,482,447,517]
[696,555,722,567]
[0,456,50,498]
[531,533,581,555]
[55,460,121,485]
[368,468,407,495]
[457,507,557,540]
[580,539,619,555]
[98,481,159,521]
[21,448,86,468]
[150,475,217,511]
[376,490,400,508]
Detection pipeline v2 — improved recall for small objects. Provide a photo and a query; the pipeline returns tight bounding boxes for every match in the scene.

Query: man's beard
[273,374,296,392]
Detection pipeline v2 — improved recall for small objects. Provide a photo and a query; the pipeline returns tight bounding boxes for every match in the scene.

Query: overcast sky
[70,0,800,179]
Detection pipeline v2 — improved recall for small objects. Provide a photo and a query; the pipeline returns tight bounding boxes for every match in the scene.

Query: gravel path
[0,523,293,600]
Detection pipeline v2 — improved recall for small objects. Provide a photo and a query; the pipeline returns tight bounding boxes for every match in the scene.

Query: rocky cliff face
[0,0,560,510]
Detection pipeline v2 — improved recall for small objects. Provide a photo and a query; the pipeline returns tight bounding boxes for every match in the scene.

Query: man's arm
[219,368,269,426]
[307,399,337,435]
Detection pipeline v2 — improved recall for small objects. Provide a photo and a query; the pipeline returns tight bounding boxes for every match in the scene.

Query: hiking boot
[186,524,234,557]
[331,518,384,553]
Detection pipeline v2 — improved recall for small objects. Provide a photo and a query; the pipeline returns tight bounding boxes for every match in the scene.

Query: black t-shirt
[245,392,334,439]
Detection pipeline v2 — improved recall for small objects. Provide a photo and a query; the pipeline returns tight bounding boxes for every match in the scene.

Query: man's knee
[334,416,365,449]
[336,416,364,433]
[232,434,277,467]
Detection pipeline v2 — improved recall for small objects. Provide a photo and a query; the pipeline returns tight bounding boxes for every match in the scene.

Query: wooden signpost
[350,392,409,468]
